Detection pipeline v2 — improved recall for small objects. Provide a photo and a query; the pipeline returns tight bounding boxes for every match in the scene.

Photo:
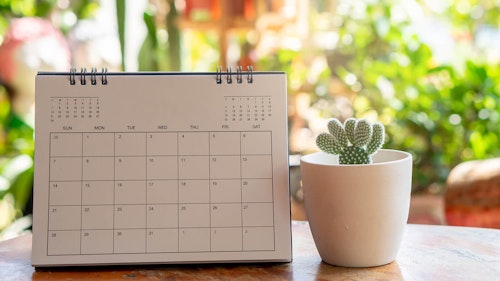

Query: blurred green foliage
[259,48,332,98]
[0,0,98,234]
[0,0,99,34]
[0,86,34,231]
[323,0,500,191]
[136,0,182,71]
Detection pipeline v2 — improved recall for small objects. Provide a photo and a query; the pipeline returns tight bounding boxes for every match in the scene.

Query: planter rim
[301,149,412,168]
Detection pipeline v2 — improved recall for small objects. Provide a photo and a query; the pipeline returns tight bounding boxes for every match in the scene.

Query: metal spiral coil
[215,65,253,84]
[69,67,108,85]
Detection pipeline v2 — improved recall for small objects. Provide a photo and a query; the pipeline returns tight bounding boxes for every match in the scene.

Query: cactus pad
[316,118,385,164]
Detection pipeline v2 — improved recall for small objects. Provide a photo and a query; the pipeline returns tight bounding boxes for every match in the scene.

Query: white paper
[32,72,291,266]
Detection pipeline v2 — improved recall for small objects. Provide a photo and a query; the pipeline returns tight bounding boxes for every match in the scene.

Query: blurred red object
[0,17,70,117]
[445,158,500,229]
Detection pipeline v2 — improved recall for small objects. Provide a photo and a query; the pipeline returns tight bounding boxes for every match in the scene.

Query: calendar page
[32,70,291,266]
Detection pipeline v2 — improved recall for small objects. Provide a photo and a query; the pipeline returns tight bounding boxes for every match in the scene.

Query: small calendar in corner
[32,68,291,266]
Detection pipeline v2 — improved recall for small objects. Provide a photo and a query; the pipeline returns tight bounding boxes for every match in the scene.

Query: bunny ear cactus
[316,118,385,164]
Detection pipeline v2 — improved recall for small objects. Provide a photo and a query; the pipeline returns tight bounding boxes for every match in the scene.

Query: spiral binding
[69,67,108,85]
[69,68,76,85]
[216,65,253,84]
[70,66,252,85]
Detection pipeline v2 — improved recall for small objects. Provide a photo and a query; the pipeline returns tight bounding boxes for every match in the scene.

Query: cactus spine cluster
[316,118,385,164]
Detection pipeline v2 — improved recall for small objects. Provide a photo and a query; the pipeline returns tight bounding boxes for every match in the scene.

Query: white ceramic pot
[300,149,412,267]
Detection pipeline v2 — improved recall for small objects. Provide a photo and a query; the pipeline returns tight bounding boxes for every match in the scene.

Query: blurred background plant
[0,0,499,237]
[0,0,100,239]
[311,0,500,192]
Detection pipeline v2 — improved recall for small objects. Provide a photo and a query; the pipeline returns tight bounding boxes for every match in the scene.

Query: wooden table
[1,221,499,281]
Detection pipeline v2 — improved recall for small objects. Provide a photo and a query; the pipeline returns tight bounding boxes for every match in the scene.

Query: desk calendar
[32,69,292,266]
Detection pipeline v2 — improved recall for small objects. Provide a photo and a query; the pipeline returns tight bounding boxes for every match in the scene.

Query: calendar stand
[32,70,291,266]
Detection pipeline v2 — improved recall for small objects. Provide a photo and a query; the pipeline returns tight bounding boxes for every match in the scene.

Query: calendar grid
[112,133,116,254]
[47,131,276,256]
[79,132,83,255]
[144,134,149,253]
[239,131,244,251]
[207,132,212,252]
[177,132,183,254]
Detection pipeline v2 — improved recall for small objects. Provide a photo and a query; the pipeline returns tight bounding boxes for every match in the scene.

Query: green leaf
[327,119,347,148]
[353,119,372,147]
[116,0,126,70]
[366,122,385,155]
[344,118,356,145]
[316,133,342,155]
